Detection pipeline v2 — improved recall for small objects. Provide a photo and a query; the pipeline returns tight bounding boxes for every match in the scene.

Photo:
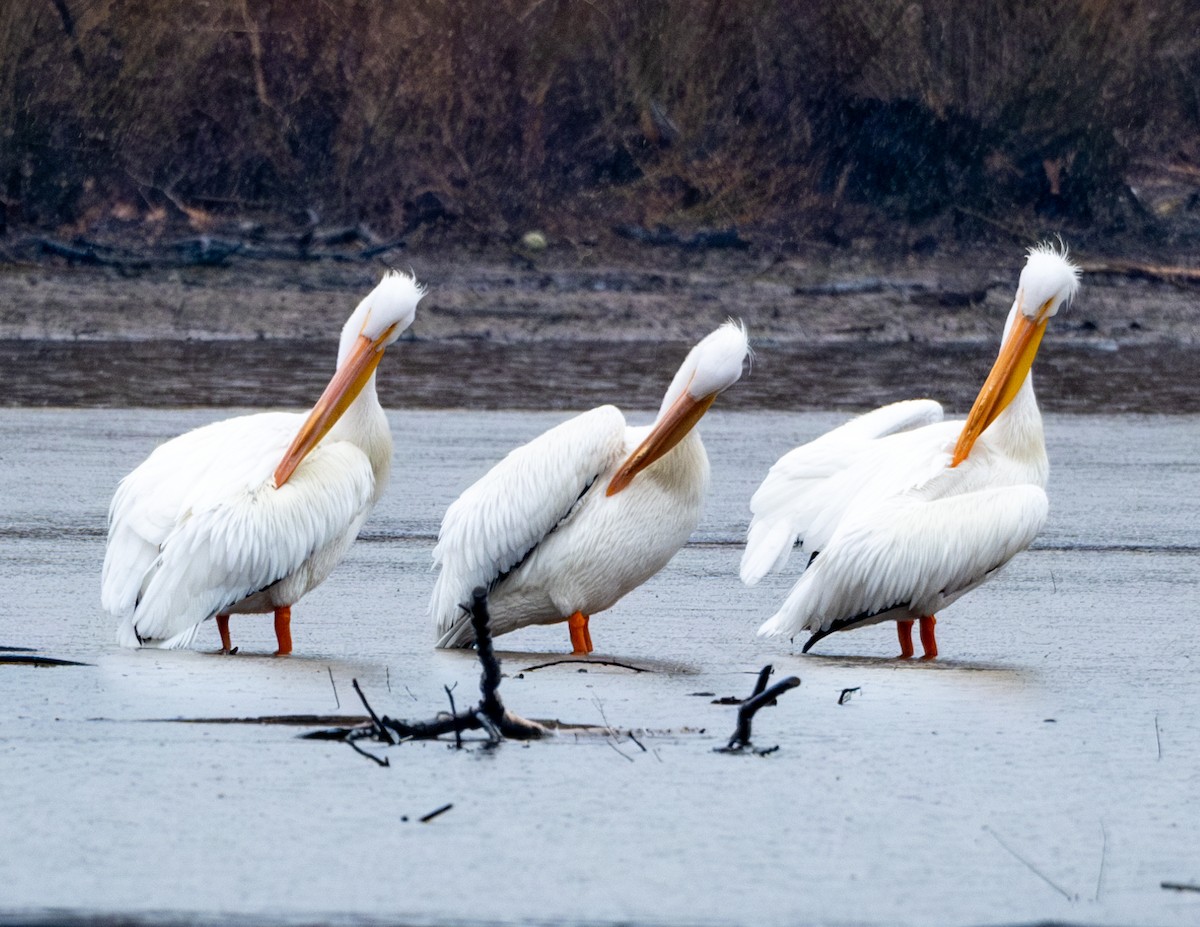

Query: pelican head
[336,270,425,365]
[607,320,750,495]
[951,243,1080,466]
[275,271,424,487]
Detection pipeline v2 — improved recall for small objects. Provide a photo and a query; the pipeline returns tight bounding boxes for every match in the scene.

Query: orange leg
[567,611,593,655]
[273,606,293,656]
[215,614,233,654]
[918,615,938,660]
[896,619,915,659]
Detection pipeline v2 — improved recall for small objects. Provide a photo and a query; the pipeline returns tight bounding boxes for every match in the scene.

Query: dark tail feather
[802,608,893,653]
[801,627,832,653]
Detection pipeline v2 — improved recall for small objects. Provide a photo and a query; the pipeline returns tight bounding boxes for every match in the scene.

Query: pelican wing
[741,399,944,584]
[103,413,376,647]
[430,405,627,642]
[757,479,1049,639]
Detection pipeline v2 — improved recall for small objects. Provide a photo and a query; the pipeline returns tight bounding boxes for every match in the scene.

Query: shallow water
[4,337,1199,413]
[2,408,1199,927]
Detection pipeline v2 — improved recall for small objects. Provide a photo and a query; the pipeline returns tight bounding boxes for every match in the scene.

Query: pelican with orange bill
[743,243,1080,659]
[103,271,423,655]
[431,321,750,654]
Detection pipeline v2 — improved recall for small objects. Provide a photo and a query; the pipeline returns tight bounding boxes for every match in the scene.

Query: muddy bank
[3,244,1198,414]
[2,244,1198,347]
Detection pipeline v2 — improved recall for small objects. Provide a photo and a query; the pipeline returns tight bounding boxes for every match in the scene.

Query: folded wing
[741,399,944,584]
[103,413,375,647]
[758,479,1049,639]
[430,405,627,643]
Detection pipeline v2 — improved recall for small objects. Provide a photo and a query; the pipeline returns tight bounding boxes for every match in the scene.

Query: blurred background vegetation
[2,0,1199,251]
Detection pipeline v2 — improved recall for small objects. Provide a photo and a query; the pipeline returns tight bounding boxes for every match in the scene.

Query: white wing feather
[103,413,376,647]
[430,405,627,637]
[758,480,1049,638]
[741,399,944,584]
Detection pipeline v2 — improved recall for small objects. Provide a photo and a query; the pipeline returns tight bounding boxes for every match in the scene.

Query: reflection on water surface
[2,338,1196,414]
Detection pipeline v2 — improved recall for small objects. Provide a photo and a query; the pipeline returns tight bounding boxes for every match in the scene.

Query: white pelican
[742,243,1080,658]
[102,271,424,654]
[431,321,750,653]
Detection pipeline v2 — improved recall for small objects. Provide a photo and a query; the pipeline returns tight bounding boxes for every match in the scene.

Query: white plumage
[744,243,1080,658]
[102,271,423,653]
[432,321,750,652]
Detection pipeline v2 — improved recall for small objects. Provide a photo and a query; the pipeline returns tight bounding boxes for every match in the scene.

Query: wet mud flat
[4,245,1198,415]
[1,407,1199,927]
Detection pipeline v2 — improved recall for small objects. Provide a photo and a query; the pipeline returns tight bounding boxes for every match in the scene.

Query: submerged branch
[717,665,801,754]
[306,588,545,753]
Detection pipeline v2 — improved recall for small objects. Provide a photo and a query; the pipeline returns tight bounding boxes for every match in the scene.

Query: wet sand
[1,407,1199,927]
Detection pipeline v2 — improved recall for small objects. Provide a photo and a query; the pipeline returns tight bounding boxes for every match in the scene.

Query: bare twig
[984,825,1074,901]
[352,678,395,745]
[716,665,801,754]
[346,737,390,767]
[445,684,462,750]
[1155,713,1163,760]
[327,666,340,709]
[590,694,635,761]
[1094,820,1108,902]
[419,803,454,823]
[309,589,545,751]
[521,657,647,673]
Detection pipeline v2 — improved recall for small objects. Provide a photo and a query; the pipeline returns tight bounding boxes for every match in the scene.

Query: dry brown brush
[2,0,1197,245]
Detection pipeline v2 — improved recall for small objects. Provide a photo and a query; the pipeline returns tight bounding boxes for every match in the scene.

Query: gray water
[4,338,1198,413]
[2,408,1199,927]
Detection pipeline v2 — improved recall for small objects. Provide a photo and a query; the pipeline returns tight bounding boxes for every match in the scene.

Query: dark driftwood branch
[419,803,454,823]
[717,665,801,754]
[306,588,545,751]
[346,737,390,767]
[1080,260,1200,284]
[22,227,406,270]
[521,657,647,673]
[353,678,395,745]
[0,654,92,667]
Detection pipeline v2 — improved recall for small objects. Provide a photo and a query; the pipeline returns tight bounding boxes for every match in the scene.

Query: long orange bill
[606,390,716,496]
[951,309,1048,467]
[273,327,394,487]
